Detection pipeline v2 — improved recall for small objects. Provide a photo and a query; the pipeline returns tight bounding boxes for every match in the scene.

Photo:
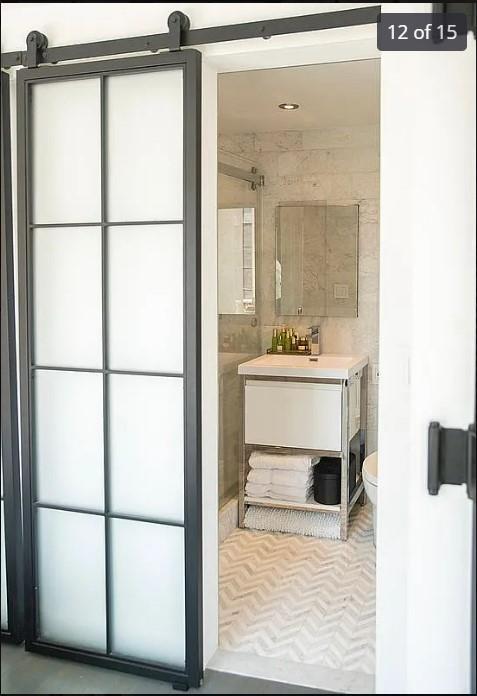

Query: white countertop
[238,353,368,380]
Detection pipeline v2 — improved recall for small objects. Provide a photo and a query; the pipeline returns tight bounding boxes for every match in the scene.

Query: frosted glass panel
[1,502,7,630]
[111,519,185,667]
[35,370,104,510]
[107,70,183,222]
[109,375,184,522]
[33,226,102,368]
[32,79,101,224]
[108,225,183,372]
[37,508,106,651]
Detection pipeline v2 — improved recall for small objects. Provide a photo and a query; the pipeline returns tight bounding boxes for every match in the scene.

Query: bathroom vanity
[238,353,368,540]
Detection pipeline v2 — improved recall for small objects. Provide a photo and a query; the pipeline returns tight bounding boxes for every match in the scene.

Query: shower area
[218,151,263,527]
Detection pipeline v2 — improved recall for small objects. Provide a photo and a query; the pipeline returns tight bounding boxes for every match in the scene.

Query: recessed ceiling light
[278,103,299,110]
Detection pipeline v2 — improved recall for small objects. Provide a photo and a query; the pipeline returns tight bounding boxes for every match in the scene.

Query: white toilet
[363,451,378,545]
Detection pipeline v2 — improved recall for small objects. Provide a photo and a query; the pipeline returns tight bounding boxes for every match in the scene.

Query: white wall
[3,3,475,693]
[378,4,476,694]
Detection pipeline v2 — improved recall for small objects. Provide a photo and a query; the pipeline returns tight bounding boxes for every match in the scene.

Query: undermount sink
[238,353,368,379]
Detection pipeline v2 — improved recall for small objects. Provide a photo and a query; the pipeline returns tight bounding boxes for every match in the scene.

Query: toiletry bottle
[271,328,277,352]
[277,330,284,352]
[284,329,291,352]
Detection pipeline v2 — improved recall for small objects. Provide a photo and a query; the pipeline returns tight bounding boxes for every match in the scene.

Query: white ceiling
[218,59,380,134]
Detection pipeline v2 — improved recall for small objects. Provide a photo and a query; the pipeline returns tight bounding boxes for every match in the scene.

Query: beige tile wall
[218,125,380,452]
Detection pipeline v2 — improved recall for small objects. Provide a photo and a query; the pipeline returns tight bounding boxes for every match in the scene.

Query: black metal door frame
[1,70,24,645]
[16,49,201,689]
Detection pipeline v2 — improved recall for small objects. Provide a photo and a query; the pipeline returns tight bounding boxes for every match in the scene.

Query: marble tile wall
[218,125,380,452]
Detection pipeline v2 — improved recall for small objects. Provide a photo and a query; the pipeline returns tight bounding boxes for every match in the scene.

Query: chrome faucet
[308,325,321,355]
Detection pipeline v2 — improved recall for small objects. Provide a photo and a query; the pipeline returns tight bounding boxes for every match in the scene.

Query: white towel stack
[245,451,318,504]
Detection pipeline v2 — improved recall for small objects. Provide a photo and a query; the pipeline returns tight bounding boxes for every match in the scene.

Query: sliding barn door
[17,50,201,688]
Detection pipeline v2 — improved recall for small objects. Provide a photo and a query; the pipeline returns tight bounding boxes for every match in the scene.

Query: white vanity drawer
[245,380,342,451]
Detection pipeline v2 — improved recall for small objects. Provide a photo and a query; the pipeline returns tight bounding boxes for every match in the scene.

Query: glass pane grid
[36,506,107,651]
[30,366,184,377]
[32,225,103,369]
[109,518,185,668]
[106,69,183,223]
[107,223,183,373]
[33,369,104,510]
[31,78,102,226]
[32,502,185,529]
[27,65,189,672]
[29,220,184,228]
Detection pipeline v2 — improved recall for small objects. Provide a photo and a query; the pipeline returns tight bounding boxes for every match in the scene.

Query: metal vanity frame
[238,365,368,541]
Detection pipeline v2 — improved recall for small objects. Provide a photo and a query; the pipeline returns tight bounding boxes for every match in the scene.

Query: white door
[377,4,476,694]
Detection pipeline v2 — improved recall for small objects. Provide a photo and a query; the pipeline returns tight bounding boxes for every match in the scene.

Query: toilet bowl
[363,451,378,545]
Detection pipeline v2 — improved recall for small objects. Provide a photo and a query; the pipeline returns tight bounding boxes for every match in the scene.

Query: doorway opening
[216,58,380,692]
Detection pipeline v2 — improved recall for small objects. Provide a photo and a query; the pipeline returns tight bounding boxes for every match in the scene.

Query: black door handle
[428,422,476,501]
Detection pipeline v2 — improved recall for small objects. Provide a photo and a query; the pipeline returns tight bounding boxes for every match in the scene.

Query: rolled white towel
[249,451,319,472]
[272,469,313,487]
[247,469,272,485]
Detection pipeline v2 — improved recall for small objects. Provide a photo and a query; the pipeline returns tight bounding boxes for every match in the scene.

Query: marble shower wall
[218,125,380,452]
[218,150,263,505]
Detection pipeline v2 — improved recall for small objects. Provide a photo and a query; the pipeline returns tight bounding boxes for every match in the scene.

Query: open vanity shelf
[244,495,341,513]
[238,354,368,540]
[244,474,364,515]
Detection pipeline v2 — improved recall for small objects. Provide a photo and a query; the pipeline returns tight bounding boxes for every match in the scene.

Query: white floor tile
[219,504,376,676]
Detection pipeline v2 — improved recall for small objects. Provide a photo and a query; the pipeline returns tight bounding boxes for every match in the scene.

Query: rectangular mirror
[276,202,358,317]
[218,207,256,314]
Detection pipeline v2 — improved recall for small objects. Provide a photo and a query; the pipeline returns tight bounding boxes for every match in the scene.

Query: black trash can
[313,458,341,505]
[348,451,357,499]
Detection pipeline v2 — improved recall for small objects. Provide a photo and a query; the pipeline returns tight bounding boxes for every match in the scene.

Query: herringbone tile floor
[219,504,375,675]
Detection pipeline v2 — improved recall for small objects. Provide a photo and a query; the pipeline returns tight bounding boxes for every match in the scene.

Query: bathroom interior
[217,59,380,686]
